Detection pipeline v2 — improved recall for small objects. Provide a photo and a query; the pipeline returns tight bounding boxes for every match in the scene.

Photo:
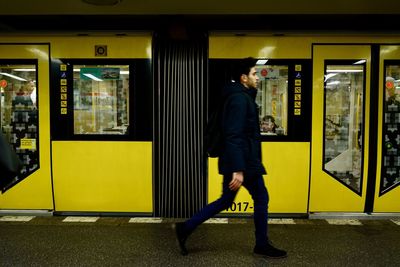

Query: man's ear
[240,74,247,83]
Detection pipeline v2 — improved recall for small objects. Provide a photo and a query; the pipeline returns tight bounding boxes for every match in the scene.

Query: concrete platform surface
[0,216,399,266]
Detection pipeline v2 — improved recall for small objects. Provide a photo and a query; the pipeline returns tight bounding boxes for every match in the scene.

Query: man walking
[175,57,287,259]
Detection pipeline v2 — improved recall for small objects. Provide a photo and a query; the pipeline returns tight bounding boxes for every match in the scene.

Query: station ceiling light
[82,0,122,6]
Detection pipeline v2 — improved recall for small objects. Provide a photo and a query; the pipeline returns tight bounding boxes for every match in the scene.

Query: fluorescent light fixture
[13,68,36,72]
[83,73,103,81]
[256,59,268,65]
[0,72,27,81]
[326,69,363,73]
[82,0,122,6]
[74,69,81,72]
[353,60,366,65]
[324,73,338,81]
[120,70,129,75]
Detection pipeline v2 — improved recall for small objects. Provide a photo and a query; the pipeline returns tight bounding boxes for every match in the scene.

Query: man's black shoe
[174,222,188,256]
[254,242,287,259]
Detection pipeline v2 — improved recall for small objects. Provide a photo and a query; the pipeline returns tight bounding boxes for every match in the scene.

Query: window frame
[380,60,400,195]
[0,59,40,186]
[322,59,367,195]
[50,58,152,141]
[208,58,312,142]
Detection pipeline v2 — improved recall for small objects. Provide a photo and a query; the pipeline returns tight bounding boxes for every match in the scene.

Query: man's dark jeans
[184,173,269,247]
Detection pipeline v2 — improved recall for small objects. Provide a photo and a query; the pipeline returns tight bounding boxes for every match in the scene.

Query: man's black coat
[218,82,267,176]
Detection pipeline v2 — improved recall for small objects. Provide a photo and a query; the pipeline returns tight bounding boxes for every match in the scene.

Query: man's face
[261,120,274,132]
[24,81,34,95]
[242,67,259,89]
[386,86,395,98]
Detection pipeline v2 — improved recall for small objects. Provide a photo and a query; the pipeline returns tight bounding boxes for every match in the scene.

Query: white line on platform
[391,219,400,225]
[129,217,162,223]
[0,216,35,222]
[63,216,99,223]
[204,218,228,224]
[326,219,362,225]
[268,219,296,224]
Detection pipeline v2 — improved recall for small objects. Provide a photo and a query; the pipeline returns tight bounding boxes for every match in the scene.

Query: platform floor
[1,216,399,266]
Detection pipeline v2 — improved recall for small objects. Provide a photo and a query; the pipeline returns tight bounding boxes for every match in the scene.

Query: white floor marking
[391,219,400,225]
[326,219,362,225]
[129,217,162,223]
[0,216,35,222]
[204,218,228,224]
[268,218,296,224]
[63,216,99,223]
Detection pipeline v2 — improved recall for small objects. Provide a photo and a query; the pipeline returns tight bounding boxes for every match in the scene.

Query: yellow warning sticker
[295,79,301,86]
[294,108,301,115]
[295,65,302,72]
[295,87,301,93]
[20,138,36,150]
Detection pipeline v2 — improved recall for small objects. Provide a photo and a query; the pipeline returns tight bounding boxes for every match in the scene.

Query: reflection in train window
[255,65,288,136]
[381,64,400,193]
[0,63,39,182]
[323,62,365,194]
[73,65,130,135]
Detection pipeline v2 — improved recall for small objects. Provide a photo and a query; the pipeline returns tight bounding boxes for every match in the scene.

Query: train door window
[0,62,39,181]
[255,64,288,136]
[381,63,400,194]
[51,59,152,141]
[73,65,129,135]
[323,61,366,193]
[209,59,312,142]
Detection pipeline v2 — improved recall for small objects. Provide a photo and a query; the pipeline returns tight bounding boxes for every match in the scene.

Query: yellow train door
[310,45,371,212]
[374,45,400,212]
[0,44,53,210]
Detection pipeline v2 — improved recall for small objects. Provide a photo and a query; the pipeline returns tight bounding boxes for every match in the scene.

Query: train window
[255,65,288,136]
[323,61,365,193]
[209,59,312,142]
[381,63,400,193]
[73,65,130,135]
[51,59,152,141]
[0,62,39,183]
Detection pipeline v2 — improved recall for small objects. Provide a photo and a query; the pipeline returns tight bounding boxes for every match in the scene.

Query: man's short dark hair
[231,57,257,82]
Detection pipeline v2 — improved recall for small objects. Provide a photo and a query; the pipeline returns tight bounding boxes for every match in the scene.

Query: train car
[208,35,400,216]
[0,35,153,215]
[1,33,399,217]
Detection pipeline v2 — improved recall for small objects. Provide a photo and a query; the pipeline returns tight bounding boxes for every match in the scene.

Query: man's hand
[229,171,243,191]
